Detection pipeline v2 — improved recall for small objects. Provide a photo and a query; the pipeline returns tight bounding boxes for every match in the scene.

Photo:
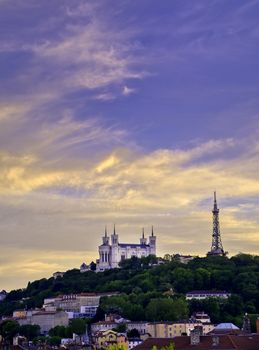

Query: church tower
[110,225,120,268]
[111,224,119,245]
[207,192,226,257]
[140,228,147,245]
[102,226,109,245]
[97,227,111,271]
[149,226,156,255]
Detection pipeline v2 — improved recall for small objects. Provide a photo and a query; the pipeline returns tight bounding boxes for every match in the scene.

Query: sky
[0,0,259,290]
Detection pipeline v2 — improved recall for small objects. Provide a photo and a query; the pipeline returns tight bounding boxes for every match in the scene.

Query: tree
[48,336,61,346]
[0,320,20,343]
[19,324,40,340]
[113,323,126,333]
[49,325,72,338]
[145,298,188,321]
[70,318,86,339]
[127,328,140,338]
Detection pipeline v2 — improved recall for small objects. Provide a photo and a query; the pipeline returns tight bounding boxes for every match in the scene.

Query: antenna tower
[207,192,226,256]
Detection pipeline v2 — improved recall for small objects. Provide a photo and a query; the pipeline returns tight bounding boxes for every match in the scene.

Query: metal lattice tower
[207,192,226,256]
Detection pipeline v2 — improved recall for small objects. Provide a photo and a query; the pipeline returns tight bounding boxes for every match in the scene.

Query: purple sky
[0,0,259,289]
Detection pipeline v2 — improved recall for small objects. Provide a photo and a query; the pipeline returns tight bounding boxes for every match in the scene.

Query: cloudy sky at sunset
[1,0,259,290]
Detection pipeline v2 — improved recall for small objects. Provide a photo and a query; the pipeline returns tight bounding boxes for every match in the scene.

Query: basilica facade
[96,226,156,272]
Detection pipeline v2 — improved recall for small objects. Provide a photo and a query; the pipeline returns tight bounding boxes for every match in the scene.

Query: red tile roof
[133,335,259,350]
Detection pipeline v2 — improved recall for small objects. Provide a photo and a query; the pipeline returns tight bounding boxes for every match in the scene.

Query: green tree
[70,318,86,340]
[146,298,188,321]
[127,328,140,338]
[48,336,61,346]
[49,325,72,338]
[0,320,20,343]
[113,323,126,333]
[19,324,40,340]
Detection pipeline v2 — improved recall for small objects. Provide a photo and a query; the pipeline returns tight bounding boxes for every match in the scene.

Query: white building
[192,312,211,324]
[43,292,116,319]
[96,226,156,272]
[186,290,230,300]
[53,271,65,279]
[80,262,90,273]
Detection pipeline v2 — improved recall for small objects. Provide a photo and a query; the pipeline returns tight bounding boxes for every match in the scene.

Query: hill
[1,254,259,329]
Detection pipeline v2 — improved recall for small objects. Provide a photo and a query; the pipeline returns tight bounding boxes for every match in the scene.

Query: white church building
[96,226,156,272]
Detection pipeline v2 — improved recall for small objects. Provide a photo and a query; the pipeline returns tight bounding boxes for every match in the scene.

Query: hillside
[1,254,259,328]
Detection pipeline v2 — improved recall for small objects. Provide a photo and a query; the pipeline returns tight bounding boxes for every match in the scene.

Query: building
[127,322,149,336]
[128,338,143,350]
[147,321,214,338]
[43,292,116,318]
[191,312,211,324]
[0,290,7,301]
[186,290,230,300]
[133,333,259,350]
[173,254,195,264]
[93,329,128,350]
[53,271,65,279]
[96,226,156,272]
[91,321,119,334]
[91,320,148,337]
[16,310,68,335]
[209,323,241,335]
[80,262,90,273]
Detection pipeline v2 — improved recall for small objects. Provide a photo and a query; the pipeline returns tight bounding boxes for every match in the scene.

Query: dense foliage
[1,254,259,329]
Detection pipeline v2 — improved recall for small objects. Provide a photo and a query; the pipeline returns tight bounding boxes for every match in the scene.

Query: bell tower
[140,228,147,245]
[149,226,156,255]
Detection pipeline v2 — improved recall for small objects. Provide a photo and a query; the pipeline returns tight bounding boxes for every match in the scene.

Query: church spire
[113,223,116,235]
[142,227,145,239]
[151,225,154,237]
[105,225,107,237]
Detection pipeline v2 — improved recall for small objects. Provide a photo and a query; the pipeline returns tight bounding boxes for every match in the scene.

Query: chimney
[212,336,219,347]
[190,326,202,345]
[242,313,251,334]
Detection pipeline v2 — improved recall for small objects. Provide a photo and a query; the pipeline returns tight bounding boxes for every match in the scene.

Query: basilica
[96,226,156,272]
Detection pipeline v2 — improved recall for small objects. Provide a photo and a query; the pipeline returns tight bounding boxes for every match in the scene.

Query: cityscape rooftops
[133,334,259,350]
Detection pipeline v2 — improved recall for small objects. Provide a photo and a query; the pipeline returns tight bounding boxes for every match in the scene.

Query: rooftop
[186,290,229,295]
[133,335,259,350]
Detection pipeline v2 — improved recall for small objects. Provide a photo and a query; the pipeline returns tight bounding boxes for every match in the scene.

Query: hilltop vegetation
[1,254,259,328]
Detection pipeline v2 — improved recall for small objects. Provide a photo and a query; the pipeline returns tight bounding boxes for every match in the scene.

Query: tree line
[0,254,259,330]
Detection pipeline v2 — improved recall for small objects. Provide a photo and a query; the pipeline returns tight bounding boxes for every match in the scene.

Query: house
[127,322,149,336]
[133,333,259,350]
[191,312,211,324]
[186,290,230,300]
[209,323,241,335]
[128,338,143,350]
[93,329,128,350]
[53,271,65,279]
[91,321,118,334]
[147,320,214,338]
